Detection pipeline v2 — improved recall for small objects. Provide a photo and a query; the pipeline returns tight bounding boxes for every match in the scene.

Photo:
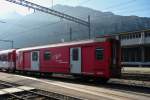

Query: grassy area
[122,67,150,74]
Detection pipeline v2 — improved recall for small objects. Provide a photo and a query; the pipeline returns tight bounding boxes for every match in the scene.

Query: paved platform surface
[0,72,149,100]
[122,67,150,74]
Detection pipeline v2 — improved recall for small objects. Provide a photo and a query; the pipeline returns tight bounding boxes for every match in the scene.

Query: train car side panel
[82,46,95,75]
[0,49,16,71]
[40,47,70,73]
[23,51,31,71]
[16,51,23,70]
[94,42,111,78]
[15,38,121,79]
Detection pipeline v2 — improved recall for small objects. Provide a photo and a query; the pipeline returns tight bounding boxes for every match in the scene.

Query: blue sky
[0,0,150,17]
[85,0,150,17]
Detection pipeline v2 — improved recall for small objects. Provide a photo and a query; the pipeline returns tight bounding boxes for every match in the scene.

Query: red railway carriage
[16,37,121,80]
[0,49,16,71]
[16,38,121,79]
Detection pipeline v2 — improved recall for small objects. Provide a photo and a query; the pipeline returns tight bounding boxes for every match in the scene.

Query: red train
[0,37,121,81]
[0,49,16,71]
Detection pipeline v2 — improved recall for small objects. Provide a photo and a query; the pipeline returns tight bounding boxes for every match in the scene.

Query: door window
[32,52,38,61]
[72,48,79,61]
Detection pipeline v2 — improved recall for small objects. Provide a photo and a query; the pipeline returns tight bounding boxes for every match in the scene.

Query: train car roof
[0,49,16,55]
[16,38,107,52]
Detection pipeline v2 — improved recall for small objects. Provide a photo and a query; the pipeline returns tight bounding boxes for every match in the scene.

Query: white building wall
[119,30,150,66]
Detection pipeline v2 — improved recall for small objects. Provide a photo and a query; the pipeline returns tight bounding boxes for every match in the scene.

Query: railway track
[41,76,150,94]
[1,89,80,100]
[1,70,150,88]
[0,72,150,100]
[37,78,150,100]
[0,80,81,100]
[13,72,150,96]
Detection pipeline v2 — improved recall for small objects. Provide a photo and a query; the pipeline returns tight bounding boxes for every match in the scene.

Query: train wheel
[11,69,16,73]
[74,75,92,82]
[43,73,52,78]
[94,78,109,83]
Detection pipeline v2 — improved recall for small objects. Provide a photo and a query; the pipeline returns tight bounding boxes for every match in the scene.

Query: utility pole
[11,40,14,48]
[70,27,72,41]
[0,39,14,49]
[88,15,91,39]
[51,0,53,9]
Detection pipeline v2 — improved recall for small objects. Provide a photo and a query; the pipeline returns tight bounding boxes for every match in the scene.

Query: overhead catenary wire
[2,0,91,40]
[54,0,141,38]
[5,0,89,26]
[56,0,92,20]
[2,20,64,40]
[2,0,149,44]
[0,39,14,48]
[44,0,92,38]
[3,0,90,39]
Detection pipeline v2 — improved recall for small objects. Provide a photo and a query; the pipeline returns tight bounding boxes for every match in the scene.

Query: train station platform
[0,72,150,100]
[122,67,150,74]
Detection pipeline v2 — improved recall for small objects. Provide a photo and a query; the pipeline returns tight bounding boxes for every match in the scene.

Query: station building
[118,29,150,67]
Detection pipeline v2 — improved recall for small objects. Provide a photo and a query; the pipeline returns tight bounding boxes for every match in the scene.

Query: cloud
[0,0,34,16]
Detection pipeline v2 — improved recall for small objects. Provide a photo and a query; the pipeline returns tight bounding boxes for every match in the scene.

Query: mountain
[0,5,150,49]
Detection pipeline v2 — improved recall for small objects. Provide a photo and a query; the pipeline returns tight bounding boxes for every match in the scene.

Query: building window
[96,48,104,60]
[145,47,150,62]
[133,34,136,39]
[122,35,125,40]
[129,34,132,39]
[120,36,123,40]
[136,33,138,38]
[137,32,141,38]
[72,48,79,61]
[120,35,126,40]
[32,52,38,61]
[145,31,150,37]
[127,35,130,39]
[44,51,51,60]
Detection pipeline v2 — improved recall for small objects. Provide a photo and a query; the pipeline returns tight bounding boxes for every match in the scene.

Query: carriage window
[32,52,38,61]
[44,51,51,60]
[0,55,7,61]
[96,48,104,60]
[72,48,79,61]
